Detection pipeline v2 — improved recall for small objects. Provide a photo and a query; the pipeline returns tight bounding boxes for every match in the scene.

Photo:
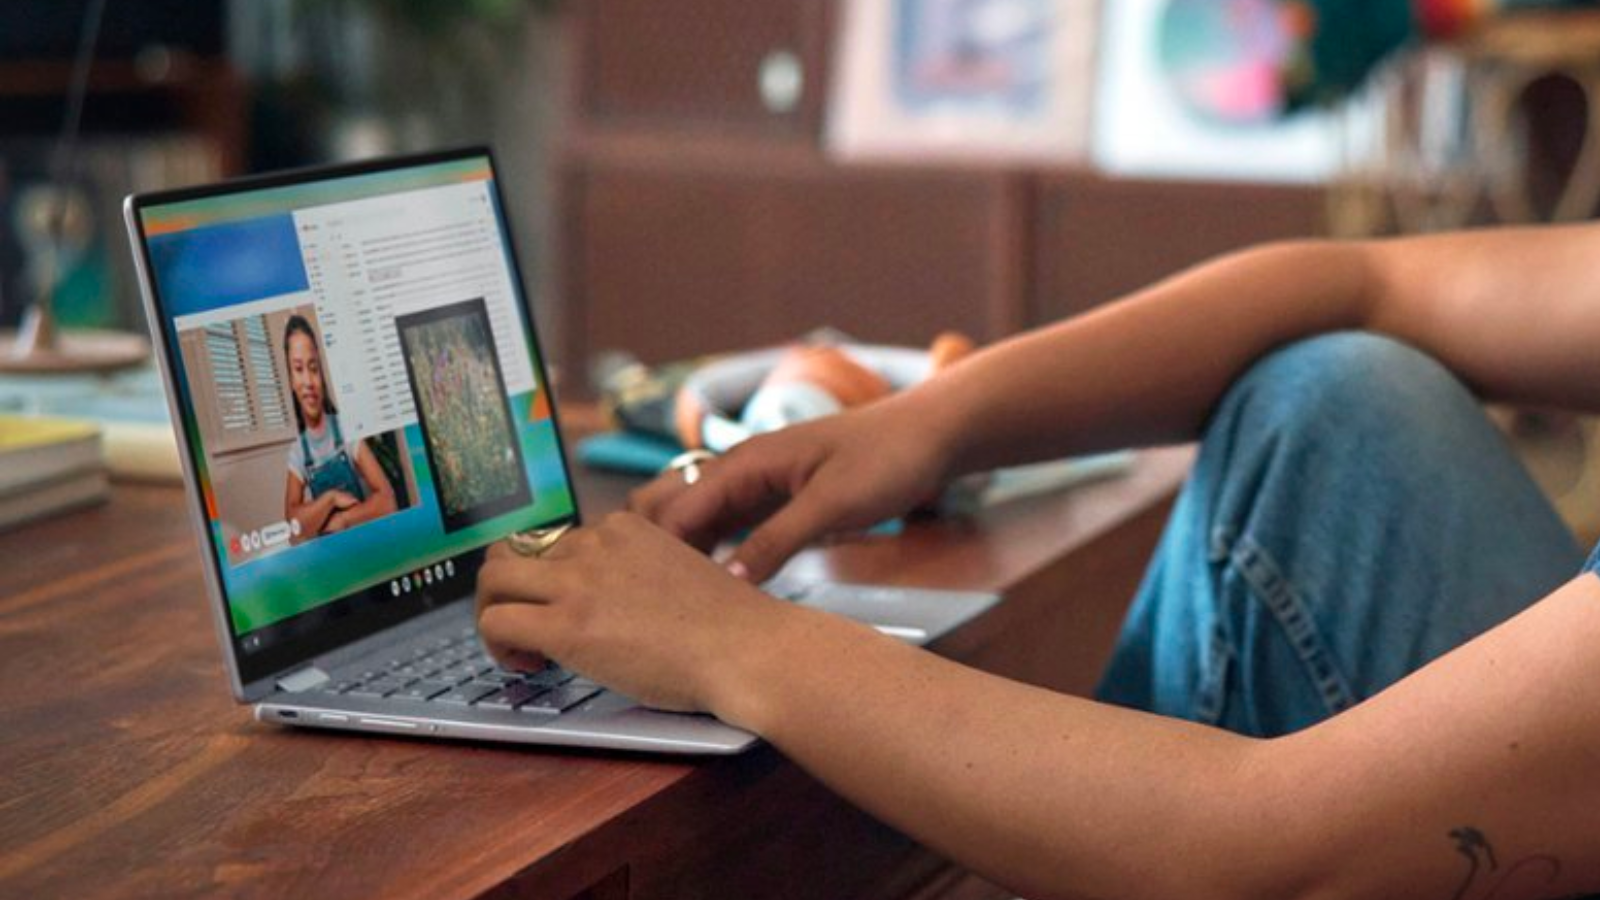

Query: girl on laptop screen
[282,312,396,542]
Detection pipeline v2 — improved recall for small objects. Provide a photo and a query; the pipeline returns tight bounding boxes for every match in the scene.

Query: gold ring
[505,523,573,558]
[666,449,717,486]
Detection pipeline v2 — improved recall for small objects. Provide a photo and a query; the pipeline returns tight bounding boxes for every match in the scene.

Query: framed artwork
[1091,0,1342,183]
[828,0,1098,163]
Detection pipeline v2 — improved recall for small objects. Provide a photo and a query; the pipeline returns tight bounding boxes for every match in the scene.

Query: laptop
[125,148,996,754]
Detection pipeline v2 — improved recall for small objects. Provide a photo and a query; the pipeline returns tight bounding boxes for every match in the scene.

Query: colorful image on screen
[398,298,532,533]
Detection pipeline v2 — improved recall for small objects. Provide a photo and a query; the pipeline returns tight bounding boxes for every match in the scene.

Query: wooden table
[0,427,1191,900]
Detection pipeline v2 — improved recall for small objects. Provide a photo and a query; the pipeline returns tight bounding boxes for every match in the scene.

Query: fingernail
[726,560,751,581]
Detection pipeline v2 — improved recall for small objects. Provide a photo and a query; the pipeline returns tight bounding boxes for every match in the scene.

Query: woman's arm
[477,514,1600,900]
[718,573,1600,900]
[1269,573,1600,900]
[928,224,1600,476]
[638,224,1600,581]
[324,442,396,532]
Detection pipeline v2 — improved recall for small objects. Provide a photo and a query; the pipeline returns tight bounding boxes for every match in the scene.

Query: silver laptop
[125,148,995,754]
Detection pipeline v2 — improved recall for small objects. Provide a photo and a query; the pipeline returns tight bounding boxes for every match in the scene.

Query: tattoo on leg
[1447,826,1574,900]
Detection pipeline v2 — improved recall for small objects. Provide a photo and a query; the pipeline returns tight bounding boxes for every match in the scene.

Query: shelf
[0,53,232,99]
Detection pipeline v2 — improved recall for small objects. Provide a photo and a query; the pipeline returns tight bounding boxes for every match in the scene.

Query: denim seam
[1227,534,1359,717]
[1193,626,1232,725]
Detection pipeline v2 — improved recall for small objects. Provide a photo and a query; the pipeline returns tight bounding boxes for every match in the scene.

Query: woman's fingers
[723,482,849,583]
[474,540,581,619]
[627,472,688,525]
[478,603,563,670]
[657,446,815,551]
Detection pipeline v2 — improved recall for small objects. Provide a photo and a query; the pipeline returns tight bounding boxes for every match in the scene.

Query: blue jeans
[1096,332,1583,737]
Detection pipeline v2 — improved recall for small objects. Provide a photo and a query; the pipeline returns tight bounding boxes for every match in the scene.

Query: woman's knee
[1219,331,1474,447]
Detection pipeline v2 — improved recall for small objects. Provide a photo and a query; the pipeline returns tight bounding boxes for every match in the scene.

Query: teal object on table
[576,430,684,476]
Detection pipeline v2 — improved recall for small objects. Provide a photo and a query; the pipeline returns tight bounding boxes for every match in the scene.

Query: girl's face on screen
[288,330,325,428]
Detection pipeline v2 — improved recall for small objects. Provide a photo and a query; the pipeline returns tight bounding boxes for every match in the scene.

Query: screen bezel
[127,147,581,695]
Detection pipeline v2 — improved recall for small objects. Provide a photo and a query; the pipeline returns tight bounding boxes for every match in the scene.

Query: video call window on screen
[177,304,417,565]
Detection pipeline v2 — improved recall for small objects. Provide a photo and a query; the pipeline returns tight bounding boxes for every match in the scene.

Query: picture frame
[1091,0,1341,183]
[828,0,1098,163]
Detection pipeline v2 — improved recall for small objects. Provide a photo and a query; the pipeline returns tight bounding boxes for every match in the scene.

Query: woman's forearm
[907,240,1376,475]
[711,607,1306,900]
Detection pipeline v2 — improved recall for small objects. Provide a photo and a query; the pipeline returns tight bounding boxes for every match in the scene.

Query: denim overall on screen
[1097,332,1584,737]
[301,415,367,504]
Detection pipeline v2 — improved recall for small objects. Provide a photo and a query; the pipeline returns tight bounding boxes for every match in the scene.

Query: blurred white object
[828,0,1096,163]
[944,451,1136,513]
[680,343,931,453]
[741,381,844,435]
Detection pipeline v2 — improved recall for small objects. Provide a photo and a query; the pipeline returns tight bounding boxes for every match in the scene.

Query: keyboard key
[434,666,479,685]
[345,678,408,698]
[434,683,503,706]
[477,681,548,712]
[474,692,515,712]
[523,666,577,689]
[477,670,520,685]
[323,680,361,694]
[389,680,454,701]
[520,685,600,715]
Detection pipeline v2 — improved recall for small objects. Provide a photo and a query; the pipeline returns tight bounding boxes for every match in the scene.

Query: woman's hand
[475,511,795,715]
[629,395,957,584]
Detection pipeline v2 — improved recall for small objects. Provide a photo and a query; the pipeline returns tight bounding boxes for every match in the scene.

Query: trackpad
[765,580,998,646]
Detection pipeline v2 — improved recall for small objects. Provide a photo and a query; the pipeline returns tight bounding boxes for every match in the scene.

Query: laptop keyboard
[317,626,602,717]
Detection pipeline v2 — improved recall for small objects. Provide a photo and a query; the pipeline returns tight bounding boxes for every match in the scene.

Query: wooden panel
[564,156,1027,370]
[574,0,832,136]
[1031,173,1324,324]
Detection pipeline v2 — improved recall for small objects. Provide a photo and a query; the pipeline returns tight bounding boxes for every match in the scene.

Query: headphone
[673,337,971,453]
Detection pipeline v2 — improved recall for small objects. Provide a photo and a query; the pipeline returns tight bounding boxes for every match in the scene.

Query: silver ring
[666,449,716,486]
[505,523,573,558]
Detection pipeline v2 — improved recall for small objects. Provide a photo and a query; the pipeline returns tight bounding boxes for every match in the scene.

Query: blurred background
[7,0,1600,365]
[5,0,1600,526]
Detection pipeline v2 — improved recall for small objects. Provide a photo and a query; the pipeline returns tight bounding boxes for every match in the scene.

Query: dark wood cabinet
[1030,174,1323,324]
[572,0,833,137]
[555,1,1327,386]
[563,145,1026,366]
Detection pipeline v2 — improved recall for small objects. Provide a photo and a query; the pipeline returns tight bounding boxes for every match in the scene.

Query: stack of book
[0,365,180,484]
[0,416,109,532]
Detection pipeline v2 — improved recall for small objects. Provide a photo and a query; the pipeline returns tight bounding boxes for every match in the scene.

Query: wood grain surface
[0,422,1190,900]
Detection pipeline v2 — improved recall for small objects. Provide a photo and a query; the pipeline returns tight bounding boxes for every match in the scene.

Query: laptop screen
[131,150,577,686]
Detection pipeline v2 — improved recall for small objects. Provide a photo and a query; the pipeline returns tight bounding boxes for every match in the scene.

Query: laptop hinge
[277,666,330,694]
